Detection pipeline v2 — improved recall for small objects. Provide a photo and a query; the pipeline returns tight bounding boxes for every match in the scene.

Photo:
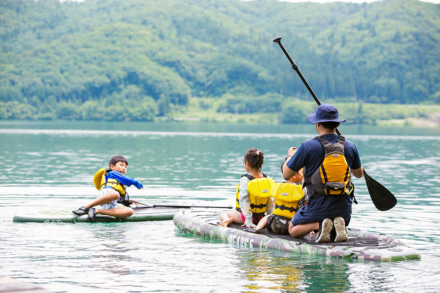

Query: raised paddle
[273,36,397,211]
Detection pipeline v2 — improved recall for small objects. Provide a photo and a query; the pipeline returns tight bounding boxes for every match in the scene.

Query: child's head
[244,148,264,171]
[109,155,128,175]
[281,161,303,183]
[290,168,304,183]
[109,155,128,167]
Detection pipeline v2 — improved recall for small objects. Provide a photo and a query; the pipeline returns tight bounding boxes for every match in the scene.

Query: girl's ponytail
[244,148,264,171]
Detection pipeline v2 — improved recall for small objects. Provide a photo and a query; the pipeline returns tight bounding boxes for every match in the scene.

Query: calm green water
[1,121,439,293]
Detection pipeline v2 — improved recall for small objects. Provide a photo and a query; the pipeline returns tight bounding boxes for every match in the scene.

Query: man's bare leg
[288,221,319,238]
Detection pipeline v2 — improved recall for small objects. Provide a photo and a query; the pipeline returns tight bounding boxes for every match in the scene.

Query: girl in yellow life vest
[254,162,305,235]
[219,148,274,228]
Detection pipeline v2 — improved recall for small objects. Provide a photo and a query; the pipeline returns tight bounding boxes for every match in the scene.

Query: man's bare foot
[219,218,234,227]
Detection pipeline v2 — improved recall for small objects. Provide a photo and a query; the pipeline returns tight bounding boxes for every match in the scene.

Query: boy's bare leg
[96,206,133,218]
[255,215,269,231]
[288,221,319,238]
[219,211,243,227]
[85,191,119,209]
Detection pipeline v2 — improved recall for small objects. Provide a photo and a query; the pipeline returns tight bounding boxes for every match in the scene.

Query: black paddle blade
[363,169,397,211]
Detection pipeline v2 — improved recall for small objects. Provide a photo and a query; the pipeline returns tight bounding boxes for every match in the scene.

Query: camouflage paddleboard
[173,210,421,262]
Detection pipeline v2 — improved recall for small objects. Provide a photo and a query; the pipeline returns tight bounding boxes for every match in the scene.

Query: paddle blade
[364,169,397,211]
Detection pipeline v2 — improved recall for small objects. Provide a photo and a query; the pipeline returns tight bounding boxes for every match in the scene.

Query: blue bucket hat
[307,103,346,123]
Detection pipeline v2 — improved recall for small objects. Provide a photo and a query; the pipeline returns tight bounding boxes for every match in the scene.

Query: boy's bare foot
[219,218,234,227]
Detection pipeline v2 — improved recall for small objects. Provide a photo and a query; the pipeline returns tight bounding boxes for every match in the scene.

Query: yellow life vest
[270,182,304,219]
[93,168,126,196]
[307,136,353,196]
[235,174,275,214]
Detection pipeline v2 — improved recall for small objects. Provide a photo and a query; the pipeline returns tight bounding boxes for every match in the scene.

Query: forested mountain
[1,0,439,121]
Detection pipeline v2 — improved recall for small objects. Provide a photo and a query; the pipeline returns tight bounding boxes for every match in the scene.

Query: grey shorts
[97,188,122,210]
[267,215,290,235]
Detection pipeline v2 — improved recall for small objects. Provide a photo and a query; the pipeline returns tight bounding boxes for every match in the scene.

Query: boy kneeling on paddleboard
[72,155,143,222]
[253,158,306,235]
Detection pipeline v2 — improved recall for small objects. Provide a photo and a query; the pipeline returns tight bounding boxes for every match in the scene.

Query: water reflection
[234,250,352,292]
[89,225,133,276]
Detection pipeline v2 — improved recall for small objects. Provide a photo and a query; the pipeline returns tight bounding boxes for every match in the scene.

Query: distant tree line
[1,0,439,122]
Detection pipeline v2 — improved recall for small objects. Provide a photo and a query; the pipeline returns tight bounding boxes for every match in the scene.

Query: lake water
[1,121,439,293]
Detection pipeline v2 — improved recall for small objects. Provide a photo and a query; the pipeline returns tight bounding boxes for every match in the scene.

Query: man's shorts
[97,188,122,210]
[291,194,352,226]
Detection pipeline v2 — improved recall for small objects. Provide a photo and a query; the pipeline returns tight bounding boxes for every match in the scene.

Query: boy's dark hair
[280,161,293,180]
[320,121,340,130]
[244,148,264,171]
[109,155,128,167]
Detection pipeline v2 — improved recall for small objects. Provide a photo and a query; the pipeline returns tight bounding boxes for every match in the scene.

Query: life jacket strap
[274,204,297,213]
[250,203,266,209]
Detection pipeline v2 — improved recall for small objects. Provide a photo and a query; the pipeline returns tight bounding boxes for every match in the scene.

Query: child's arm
[109,171,143,189]
[266,197,274,215]
[238,177,254,227]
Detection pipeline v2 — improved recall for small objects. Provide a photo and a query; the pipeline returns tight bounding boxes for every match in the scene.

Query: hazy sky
[63,0,440,3]
[280,0,440,3]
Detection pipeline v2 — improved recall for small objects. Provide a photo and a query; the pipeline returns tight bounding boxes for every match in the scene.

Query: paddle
[363,170,397,211]
[132,201,233,209]
[273,36,397,211]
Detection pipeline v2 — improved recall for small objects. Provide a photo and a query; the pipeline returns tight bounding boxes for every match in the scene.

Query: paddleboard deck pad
[173,210,421,262]
[13,206,182,223]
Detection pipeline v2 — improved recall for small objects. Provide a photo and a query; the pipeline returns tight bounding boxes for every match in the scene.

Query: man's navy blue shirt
[286,134,361,176]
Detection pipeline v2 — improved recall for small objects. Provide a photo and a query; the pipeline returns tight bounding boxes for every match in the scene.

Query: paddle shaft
[273,36,341,135]
[273,36,396,211]
[133,202,233,209]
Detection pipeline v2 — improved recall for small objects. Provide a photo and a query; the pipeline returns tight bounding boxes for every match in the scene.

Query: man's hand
[287,147,297,156]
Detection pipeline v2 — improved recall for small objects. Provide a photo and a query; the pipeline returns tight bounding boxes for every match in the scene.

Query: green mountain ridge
[1,0,439,122]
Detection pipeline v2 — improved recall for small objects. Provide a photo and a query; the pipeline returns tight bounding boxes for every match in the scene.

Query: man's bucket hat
[307,103,346,123]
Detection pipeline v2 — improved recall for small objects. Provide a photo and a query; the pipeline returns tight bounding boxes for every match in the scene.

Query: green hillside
[1,0,439,123]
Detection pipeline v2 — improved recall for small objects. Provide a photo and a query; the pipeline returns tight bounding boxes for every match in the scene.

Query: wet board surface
[173,210,421,262]
[13,206,182,223]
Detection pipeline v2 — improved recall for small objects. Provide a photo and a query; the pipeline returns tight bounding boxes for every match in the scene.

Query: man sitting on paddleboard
[72,155,143,222]
[282,104,364,243]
